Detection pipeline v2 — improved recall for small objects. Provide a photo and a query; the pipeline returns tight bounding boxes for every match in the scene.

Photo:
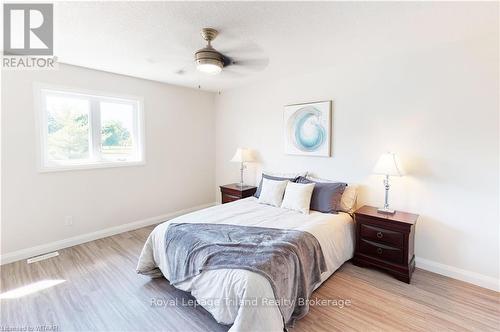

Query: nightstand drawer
[359,239,403,264]
[221,187,243,197]
[222,193,240,204]
[220,184,257,204]
[360,223,403,248]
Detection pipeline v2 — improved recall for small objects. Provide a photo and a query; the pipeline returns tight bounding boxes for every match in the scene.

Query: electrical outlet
[64,216,73,226]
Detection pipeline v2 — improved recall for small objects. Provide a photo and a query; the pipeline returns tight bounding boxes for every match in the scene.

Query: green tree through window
[101,120,132,147]
[47,109,89,160]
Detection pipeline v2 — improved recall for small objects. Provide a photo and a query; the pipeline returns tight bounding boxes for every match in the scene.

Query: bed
[137,197,355,331]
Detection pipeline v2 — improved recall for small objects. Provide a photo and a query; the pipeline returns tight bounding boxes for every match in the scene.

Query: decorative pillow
[306,176,358,213]
[281,182,316,214]
[258,178,289,207]
[298,176,348,214]
[339,185,358,213]
[254,171,306,198]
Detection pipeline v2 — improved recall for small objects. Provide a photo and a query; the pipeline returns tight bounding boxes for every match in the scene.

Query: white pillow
[281,182,316,214]
[306,176,358,213]
[258,178,289,207]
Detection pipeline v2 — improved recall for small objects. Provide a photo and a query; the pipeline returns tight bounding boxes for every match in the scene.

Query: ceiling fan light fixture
[195,28,225,75]
[196,58,223,75]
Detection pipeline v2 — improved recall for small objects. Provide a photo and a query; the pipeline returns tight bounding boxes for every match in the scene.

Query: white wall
[1,64,215,259]
[215,24,499,289]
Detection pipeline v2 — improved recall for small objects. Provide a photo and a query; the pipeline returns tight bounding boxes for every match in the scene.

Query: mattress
[137,197,355,332]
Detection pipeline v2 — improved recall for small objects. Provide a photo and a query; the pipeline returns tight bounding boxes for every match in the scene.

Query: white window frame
[34,82,146,172]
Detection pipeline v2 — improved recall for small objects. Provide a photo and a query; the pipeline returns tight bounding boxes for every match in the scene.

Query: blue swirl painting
[284,101,330,156]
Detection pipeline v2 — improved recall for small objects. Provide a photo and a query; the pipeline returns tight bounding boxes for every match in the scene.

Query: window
[36,85,144,171]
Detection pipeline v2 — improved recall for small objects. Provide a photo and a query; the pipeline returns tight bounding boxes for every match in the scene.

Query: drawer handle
[376,231,383,239]
[377,248,383,255]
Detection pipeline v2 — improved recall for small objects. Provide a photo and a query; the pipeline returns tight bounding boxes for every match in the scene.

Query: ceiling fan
[194,28,231,75]
[168,27,268,80]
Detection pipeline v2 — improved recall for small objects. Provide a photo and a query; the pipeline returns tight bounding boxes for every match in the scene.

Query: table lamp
[230,148,255,188]
[373,152,405,214]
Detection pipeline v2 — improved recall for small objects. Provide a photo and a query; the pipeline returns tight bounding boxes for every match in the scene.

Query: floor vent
[27,251,59,264]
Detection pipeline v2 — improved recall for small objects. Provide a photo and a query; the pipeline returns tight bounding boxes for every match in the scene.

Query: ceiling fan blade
[221,54,233,67]
[226,58,269,72]
[173,60,197,76]
[217,40,264,56]
[219,68,244,78]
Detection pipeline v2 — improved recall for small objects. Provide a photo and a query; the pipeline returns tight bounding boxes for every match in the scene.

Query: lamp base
[377,207,395,214]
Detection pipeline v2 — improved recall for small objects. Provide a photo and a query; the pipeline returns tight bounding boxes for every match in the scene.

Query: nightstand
[220,184,257,204]
[353,205,418,283]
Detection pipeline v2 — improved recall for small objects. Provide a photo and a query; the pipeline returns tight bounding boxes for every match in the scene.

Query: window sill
[38,160,146,173]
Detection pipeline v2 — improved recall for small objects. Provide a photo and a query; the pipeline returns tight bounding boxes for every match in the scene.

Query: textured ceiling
[54,1,496,91]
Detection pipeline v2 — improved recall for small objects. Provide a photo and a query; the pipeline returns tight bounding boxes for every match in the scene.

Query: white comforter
[137,197,355,332]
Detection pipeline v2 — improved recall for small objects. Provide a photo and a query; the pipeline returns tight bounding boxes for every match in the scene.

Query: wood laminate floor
[1,225,499,332]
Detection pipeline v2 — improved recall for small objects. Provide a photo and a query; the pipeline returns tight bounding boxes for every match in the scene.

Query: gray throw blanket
[165,223,327,326]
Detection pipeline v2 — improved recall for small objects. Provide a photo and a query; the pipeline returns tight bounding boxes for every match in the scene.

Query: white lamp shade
[373,152,405,176]
[230,148,255,163]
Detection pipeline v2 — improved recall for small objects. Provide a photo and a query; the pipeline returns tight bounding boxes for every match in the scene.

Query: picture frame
[284,100,331,157]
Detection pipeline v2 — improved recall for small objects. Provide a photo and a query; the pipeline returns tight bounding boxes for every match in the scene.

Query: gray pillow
[254,174,300,198]
[296,176,347,214]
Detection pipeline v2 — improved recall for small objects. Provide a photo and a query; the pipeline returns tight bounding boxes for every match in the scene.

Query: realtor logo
[3,3,53,56]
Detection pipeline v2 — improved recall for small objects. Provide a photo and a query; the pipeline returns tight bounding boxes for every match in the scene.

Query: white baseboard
[416,256,499,292]
[0,202,216,265]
